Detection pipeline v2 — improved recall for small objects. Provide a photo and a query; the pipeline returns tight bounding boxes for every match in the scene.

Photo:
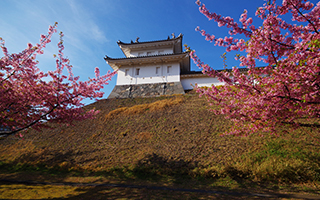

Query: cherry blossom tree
[190,0,320,136]
[0,23,116,137]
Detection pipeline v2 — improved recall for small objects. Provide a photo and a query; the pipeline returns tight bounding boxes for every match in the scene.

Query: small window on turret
[136,68,140,76]
[156,67,160,74]
[167,66,172,73]
[125,69,129,76]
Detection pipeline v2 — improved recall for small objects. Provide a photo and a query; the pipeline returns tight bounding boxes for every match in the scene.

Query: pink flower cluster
[0,23,116,137]
[192,0,320,136]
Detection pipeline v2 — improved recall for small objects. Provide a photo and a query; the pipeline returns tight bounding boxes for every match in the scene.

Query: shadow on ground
[1,150,320,199]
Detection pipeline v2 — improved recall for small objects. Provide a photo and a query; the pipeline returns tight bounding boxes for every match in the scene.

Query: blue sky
[1,0,318,104]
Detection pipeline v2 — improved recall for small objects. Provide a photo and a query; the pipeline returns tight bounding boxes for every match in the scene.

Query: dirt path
[1,178,320,200]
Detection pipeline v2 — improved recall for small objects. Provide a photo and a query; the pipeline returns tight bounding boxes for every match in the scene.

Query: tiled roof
[117,34,183,46]
[181,68,248,75]
[104,52,188,61]
[105,52,190,71]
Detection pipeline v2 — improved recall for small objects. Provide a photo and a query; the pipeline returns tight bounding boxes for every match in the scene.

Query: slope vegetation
[0,93,319,193]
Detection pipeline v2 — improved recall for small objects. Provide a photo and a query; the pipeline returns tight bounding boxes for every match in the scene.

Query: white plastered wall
[130,47,173,57]
[116,62,180,85]
[180,77,225,90]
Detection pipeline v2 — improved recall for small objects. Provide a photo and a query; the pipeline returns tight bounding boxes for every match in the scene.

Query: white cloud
[64,0,108,42]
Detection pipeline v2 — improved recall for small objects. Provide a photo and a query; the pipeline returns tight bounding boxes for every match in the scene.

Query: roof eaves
[104,52,189,61]
[180,68,249,76]
[117,34,183,46]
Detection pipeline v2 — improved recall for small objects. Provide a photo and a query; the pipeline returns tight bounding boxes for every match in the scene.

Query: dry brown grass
[0,140,36,162]
[0,93,319,197]
[0,183,84,199]
[105,96,183,120]
[134,132,153,141]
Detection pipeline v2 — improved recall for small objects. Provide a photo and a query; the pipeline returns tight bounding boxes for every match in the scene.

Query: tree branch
[275,95,320,105]
[0,104,59,137]
[289,0,319,34]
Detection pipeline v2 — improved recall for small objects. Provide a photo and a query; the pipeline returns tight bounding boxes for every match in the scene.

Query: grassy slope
[0,93,320,198]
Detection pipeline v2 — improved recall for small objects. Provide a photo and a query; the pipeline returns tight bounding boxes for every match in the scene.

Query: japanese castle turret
[105,34,227,99]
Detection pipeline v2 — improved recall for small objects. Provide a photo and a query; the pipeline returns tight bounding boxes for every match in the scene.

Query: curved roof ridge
[117,33,183,46]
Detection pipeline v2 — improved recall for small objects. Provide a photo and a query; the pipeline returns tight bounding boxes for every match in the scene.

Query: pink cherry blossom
[0,23,116,137]
[191,0,320,136]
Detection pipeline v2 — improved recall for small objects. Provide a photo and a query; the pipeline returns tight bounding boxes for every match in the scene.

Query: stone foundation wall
[107,82,185,99]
